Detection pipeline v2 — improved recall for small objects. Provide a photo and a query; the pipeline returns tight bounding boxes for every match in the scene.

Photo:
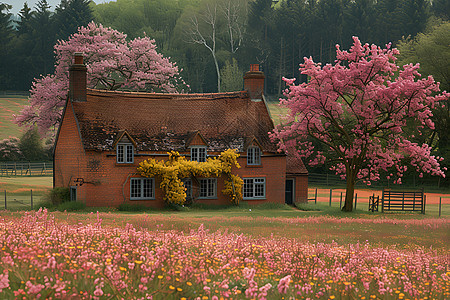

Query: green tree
[19,128,47,161]
[398,0,430,38]
[431,0,449,20]
[220,58,242,92]
[12,2,36,90]
[397,20,450,186]
[54,0,94,41]
[31,0,55,76]
[0,3,14,90]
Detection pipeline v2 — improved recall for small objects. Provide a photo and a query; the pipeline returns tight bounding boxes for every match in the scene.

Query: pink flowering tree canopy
[271,37,448,212]
[15,22,187,136]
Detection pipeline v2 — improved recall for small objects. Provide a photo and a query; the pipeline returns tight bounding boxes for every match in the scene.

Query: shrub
[57,201,86,211]
[117,203,149,212]
[43,187,70,205]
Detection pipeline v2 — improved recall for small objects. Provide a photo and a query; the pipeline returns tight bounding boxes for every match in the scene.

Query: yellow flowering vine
[137,149,243,205]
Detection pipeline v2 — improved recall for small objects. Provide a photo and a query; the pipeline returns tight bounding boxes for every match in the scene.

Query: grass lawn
[0,176,52,210]
[0,96,28,140]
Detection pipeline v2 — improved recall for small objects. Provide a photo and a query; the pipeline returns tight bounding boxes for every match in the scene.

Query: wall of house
[57,139,302,207]
[54,103,88,203]
[290,174,308,203]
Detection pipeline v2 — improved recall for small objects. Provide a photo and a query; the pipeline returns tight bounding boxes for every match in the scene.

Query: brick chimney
[69,52,87,102]
[244,64,265,99]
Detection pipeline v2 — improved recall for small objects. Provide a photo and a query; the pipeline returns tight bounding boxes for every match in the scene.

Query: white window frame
[247,146,261,165]
[130,178,155,200]
[243,178,266,199]
[117,143,134,163]
[199,178,217,198]
[182,178,192,198]
[190,146,207,162]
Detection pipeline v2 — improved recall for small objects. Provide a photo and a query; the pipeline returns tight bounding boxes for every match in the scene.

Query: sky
[4,0,113,15]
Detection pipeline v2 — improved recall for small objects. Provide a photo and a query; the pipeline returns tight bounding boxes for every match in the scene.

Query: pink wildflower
[277,275,291,294]
[26,281,44,294]
[0,272,9,292]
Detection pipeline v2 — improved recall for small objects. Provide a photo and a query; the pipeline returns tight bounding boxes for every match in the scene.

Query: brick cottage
[53,53,308,208]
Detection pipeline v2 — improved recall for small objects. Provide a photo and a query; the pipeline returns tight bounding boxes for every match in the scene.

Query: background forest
[1,0,448,94]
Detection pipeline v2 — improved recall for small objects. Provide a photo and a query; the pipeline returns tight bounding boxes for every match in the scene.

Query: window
[199,178,217,198]
[191,146,207,162]
[117,143,134,163]
[182,178,192,198]
[243,178,266,199]
[130,178,154,200]
[247,146,261,165]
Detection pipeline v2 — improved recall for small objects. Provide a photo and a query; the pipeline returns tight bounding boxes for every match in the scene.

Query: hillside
[0,95,29,140]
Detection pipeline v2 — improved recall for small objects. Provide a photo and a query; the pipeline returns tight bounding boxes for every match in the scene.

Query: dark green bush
[57,201,86,211]
[117,203,149,212]
[43,187,70,205]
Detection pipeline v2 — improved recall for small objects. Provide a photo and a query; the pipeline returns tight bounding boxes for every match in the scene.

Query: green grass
[266,101,288,125]
[0,175,52,210]
[40,209,449,251]
[0,95,28,140]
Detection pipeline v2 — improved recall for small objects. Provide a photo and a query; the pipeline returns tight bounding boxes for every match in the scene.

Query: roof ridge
[86,88,248,99]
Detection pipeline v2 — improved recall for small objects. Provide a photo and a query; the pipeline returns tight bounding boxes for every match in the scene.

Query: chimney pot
[73,52,84,65]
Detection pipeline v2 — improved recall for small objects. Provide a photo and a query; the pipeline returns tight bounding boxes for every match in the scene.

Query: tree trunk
[342,178,355,212]
[212,52,221,92]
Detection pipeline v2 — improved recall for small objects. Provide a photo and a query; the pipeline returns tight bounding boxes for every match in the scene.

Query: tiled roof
[286,154,308,175]
[72,89,278,153]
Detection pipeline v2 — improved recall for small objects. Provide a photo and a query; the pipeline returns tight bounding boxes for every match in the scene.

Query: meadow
[0,95,28,140]
[0,209,448,299]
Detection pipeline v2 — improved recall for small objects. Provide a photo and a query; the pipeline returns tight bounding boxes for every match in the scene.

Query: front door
[285,179,294,205]
[70,186,77,201]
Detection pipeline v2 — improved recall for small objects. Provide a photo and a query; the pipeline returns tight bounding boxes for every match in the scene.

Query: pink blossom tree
[271,37,448,212]
[15,22,187,136]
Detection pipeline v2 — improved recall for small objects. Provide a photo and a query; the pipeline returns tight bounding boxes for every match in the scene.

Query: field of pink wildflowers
[0,209,448,299]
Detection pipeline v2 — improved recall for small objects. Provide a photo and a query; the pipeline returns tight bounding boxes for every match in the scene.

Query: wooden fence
[0,162,53,176]
[381,189,426,214]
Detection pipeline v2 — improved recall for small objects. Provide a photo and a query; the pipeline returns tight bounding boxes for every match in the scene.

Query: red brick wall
[56,122,306,207]
[54,102,88,202]
[293,174,308,203]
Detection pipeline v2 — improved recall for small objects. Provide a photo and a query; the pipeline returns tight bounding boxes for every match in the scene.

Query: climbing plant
[137,149,243,205]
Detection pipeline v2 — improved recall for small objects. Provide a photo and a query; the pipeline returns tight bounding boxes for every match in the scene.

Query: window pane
[243,178,254,198]
[117,145,124,163]
[255,148,261,165]
[200,179,207,197]
[131,179,141,198]
[247,148,253,165]
[143,179,153,198]
[199,148,206,162]
[126,145,133,163]
[191,148,198,161]
[182,179,192,197]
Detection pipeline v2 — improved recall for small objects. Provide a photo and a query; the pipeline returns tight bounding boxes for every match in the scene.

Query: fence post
[439,197,442,217]
[329,189,332,207]
[355,193,358,210]
[340,192,342,209]
[4,190,6,210]
[314,188,317,205]
[381,190,384,213]
[30,189,33,210]
[422,195,427,214]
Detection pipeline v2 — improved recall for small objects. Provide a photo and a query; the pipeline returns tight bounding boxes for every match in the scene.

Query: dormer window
[117,143,134,163]
[191,146,207,162]
[247,146,261,165]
